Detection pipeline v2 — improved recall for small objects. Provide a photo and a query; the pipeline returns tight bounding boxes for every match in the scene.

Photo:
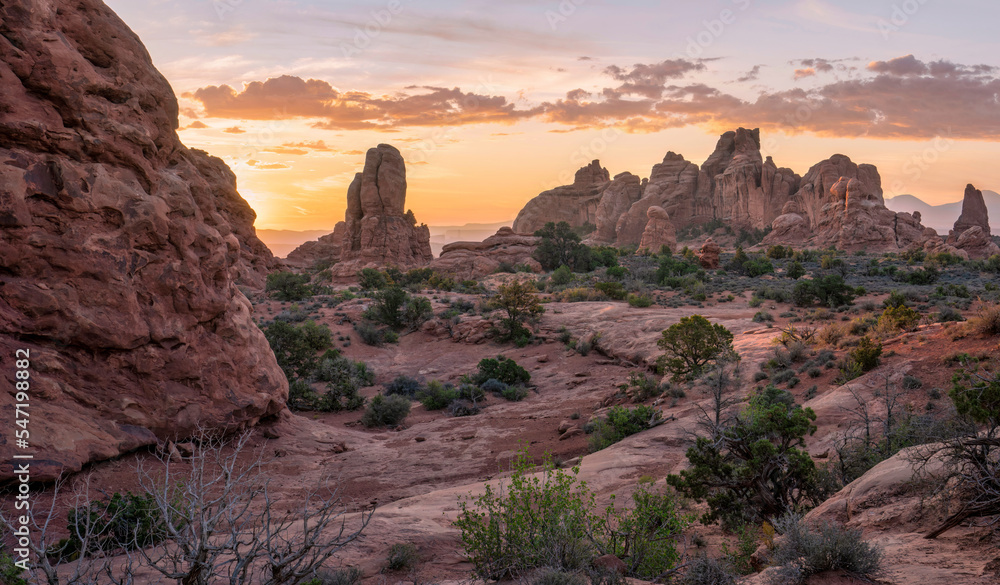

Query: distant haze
[885,190,1000,235]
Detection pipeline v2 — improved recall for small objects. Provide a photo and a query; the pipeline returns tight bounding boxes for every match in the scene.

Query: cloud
[190,56,1000,141]
[179,120,209,130]
[247,161,290,170]
[222,126,246,134]
[193,75,542,130]
[736,65,762,83]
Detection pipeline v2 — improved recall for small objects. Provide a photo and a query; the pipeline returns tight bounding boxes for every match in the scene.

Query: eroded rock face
[592,172,642,243]
[764,155,930,252]
[947,184,999,259]
[0,0,286,483]
[637,206,677,253]
[284,222,346,270]
[698,238,721,269]
[512,160,612,234]
[429,227,540,279]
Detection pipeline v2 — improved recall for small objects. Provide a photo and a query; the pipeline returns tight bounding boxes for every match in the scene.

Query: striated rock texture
[946,185,999,259]
[512,160,611,234]
[637,206,677,253]
[0,0,286,483]
[763,155,929,252]
[698,238,722,269]
[592,172,642,243]
[429,227,541,279]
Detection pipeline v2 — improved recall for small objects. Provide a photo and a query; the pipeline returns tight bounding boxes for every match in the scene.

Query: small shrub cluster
[587,405,659,451]
[766,515,882,585]
[361,394,411,428]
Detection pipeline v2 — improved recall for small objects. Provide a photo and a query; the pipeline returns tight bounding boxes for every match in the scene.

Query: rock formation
[763,155,929,252]
[520,128,800,248]
[946,184,999,259]
[637,206,677,253]
[287,144,433,277]
[0,0,286,483]
[512,160,611,234]
[429,227,541,279]
[698,238,722,269]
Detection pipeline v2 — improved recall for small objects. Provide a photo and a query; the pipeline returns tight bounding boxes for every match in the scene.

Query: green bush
[298,351,373,412]
[266,271,313,301]
[849,336,882,372]
[679,554,737,585]
[353,321,386,346]
[752,311,774,323]
[61,492,168,558]
[264,320,333,382]
[878,305,920,331]
[473,356,531,386]
[358,267,389,290]
[307,567,362,585]
[656,315,735,381]
[551,265,574,286]
[417,380,459,410]
[490,280,544,343]
[605,265,628,280]
[362,394,411,428]
[594,281,627,300]
[365,287,432,331]
[627,293,653,308]
[587,405,659,451]
[667,386,822,529]
[793,275,856,308]
[0,550,27,585]
[501,386,529,402]
[454,450,690,581]
[534,222,592,271]
[384,375,423,398]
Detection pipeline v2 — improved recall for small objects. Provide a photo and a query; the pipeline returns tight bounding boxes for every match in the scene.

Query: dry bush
[970,303,1000,337]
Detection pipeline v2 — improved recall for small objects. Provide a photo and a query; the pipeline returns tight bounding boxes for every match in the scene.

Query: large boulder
[512,160,611,235]
[947,184,999,259]
[0,0,286,483]
[429,227,541,279]
[637,206,677,253]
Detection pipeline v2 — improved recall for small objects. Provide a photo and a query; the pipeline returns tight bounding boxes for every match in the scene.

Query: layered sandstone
[0,0,286,482]
[512,160,611,234]
[637,206,677,253]
[429,227,541,279]
[947,184,999,259]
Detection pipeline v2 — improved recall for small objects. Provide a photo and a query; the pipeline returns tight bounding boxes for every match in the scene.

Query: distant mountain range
[884,190,1000,235]
[258,221,513,258]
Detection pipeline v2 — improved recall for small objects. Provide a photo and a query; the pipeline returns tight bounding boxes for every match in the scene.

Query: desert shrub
[767,515,882,585]
[656,254,701,283]
[481,378,509,395]
[385,542,419,571]
[550,265,574,286]
[532,568,588,585]
[786,261,806,280]
[771,369,795,385]
[384,375,423,398]
[793,275,857,308]
[0,551,27,585]
[362,394,411,428]
[62,492,167,557]
[657,316,735,381]
[587,405,659,452]
[753,371,769,382]
[534,222,592,271]
[970,303,1000,336]
[935,305,965,322]
[501,386,530,402]
[353,321,387,346]
[849,336,882,372]
[454,450,690,581]
[474,356,531,386]
[877,305,920,331]
[265,320,334,383]
[900,374,922,389]
[743,257,774,277]
[627,293,653,308]
[417,380,459,410]
[266,271,313,301]
[807,368,822,378]
[606,265,628,280]
[358,267,389,290]
[309,567,362,585]
[748,296,764,308]
[594,281,627,300]
[667,386,821,529]
[766,245,791,260]
[679,555,737,585]
[753,311,774,323]
[490,280,544,343]
[449,399,482,417]
[365,287,431,331]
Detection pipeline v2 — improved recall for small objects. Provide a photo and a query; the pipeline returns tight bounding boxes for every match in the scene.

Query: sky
[104,0,1000,231]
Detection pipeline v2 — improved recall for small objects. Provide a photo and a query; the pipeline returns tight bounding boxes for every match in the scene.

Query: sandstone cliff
[0,0,286,482]
[429,227,541,279]
[512,160,611,234]
[946,184,999,259]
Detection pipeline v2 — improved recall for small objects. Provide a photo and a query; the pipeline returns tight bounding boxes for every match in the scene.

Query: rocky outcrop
[947,185,999,259]
[592,172,642,243]
[637,206,677,253]
[429,227,540,279]
[763,155,930,252]
[335,145,433,272]
[512,160,611,234]
[0,0,286,482]
[284,223,346,270]
[698,238,721,269]
[613,128,799,246]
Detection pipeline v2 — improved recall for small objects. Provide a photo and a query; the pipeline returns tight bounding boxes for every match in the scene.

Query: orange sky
[106,0,1000,231]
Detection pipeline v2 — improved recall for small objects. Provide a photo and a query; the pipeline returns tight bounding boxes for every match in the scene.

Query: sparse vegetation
[657,315,735,381]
